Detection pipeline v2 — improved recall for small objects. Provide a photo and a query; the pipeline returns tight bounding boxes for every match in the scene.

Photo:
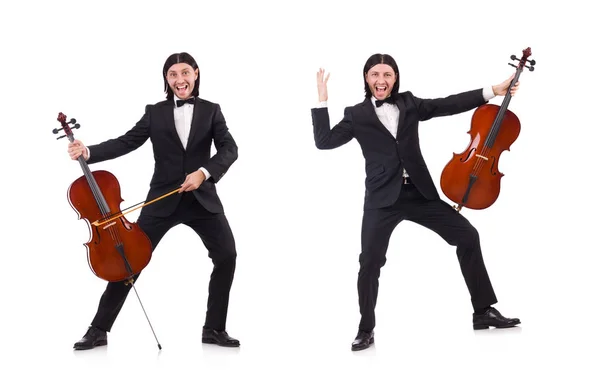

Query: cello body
[68,170,152,282]
[440,47,534,211]
[440,104,520,210]
[55,113,153,283]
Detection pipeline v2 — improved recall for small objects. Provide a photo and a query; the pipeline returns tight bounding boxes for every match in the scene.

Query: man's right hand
[68,139,89,160]
[317,68,330,102]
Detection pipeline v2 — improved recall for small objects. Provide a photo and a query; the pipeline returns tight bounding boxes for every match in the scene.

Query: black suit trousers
[358,183,497,332]
[90,192,237,332]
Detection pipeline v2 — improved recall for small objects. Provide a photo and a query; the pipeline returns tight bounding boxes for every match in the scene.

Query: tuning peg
[508,62,535,71]
[52,123,80,134]
[56,134,66,140]
[510,55,536,66]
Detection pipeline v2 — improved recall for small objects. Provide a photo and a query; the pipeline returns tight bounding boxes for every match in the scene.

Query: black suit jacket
[311,89,487,210]
[87,97,238,216]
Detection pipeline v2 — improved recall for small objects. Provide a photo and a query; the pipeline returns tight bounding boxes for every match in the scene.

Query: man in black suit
[311,53,521,351]
[68,52,240,349]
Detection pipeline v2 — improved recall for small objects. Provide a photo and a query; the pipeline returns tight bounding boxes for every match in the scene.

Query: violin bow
[91,188,181,227]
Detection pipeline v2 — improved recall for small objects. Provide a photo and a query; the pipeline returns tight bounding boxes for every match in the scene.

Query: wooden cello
[440,47,535,211]
[53,113,162,349]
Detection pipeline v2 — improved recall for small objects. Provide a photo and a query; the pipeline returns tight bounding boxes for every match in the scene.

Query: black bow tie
[375,96,395,107]
[176,98,195,107]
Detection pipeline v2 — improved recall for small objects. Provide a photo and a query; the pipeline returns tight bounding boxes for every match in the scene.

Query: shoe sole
[473,323,520,330]
[201,338,240,347]
[73,340,108,350]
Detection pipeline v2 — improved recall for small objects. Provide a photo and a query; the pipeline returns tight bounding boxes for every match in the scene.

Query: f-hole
[489,156,498,176]
[459,148,476,162]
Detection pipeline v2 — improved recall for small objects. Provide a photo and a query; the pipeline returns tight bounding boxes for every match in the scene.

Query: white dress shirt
[173,95,211,180]
[315,86,496,178]
[86,96,211,180]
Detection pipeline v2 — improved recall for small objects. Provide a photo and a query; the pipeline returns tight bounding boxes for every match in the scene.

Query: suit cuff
[482,86,495,101]
[199,167,211,180]
[315,101,327,108]
[86,146,91,160]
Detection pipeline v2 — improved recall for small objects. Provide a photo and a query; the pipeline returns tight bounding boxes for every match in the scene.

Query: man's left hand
[493,73,520,96]
[179,170,206,193]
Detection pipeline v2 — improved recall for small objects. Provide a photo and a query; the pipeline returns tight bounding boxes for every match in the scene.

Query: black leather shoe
[351,330,374,351]
[73,326,107,350]
[202,328,240,347]
[473,307,521,330]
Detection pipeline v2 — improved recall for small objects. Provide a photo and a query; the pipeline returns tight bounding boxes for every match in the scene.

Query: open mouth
[176,85,188,93]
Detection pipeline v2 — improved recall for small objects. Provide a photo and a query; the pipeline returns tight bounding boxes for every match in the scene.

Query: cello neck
[76,156,112,216]
[483,67,522,148]
[483,46,535,148]
[54,113,112,218]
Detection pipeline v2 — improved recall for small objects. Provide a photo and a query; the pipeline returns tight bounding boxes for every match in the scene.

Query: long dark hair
[162,52,200,100]
[363,53,400,98]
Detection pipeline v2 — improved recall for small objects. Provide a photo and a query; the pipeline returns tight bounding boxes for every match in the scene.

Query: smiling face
[365,64,397,100]
[166,63,198,99]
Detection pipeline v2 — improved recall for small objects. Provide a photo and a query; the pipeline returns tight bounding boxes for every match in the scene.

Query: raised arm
[311,68,354,150]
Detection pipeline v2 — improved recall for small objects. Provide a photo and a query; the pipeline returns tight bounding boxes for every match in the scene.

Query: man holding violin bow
[311,53,522,351]
[67,52,241,350]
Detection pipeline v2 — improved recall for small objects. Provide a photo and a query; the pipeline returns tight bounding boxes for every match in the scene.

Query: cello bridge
[475,154,489,161]
[102,221,116,230]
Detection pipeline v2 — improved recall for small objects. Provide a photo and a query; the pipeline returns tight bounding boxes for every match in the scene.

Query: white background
[1,0,598,385]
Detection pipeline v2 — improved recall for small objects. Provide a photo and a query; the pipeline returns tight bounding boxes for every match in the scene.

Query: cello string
[472,115,506,186]
[91,180,124,244]
[470,110,502,179]
[88,177,132,277]
[470,146,488,178]
[84,169,124,246]
[75,148,125,247]
[473,110,506,178]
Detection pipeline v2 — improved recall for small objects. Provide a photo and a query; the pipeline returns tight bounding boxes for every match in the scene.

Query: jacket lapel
[394,95,406,139]
[361,99,395,139]
[186,98,205,149]
[162,102,185,151]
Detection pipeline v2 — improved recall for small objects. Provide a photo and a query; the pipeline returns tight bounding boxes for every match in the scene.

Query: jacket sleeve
[311,107,354,150]
[411,89,487,122]
[87,105,151,164]
[201,104,238,183]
